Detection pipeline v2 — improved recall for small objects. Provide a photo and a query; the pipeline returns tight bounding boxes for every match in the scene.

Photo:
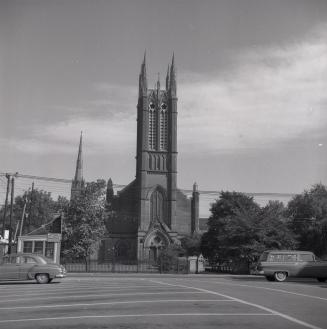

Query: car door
[298,253,315,277]
[18,256,38,280]
[0,256,20,280]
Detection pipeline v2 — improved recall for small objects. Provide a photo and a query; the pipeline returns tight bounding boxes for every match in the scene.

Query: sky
[1,0,327,214]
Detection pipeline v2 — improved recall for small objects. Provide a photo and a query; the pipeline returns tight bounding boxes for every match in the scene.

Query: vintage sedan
[257,250,327,282]
[0,253,66,283]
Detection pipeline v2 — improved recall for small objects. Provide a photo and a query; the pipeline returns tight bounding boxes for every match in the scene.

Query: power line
[0,171,299,196]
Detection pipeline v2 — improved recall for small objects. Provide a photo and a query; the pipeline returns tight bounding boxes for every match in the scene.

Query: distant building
[72,55,200,262]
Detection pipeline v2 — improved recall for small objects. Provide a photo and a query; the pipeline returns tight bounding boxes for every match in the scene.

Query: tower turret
[191,182,200,234]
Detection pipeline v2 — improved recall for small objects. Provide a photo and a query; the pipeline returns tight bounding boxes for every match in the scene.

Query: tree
[287,184,327,257]
[181,233,202,256]
[201,191,260,270]
[201,192,297,273]
[158,243,185,272]
[1,188,68,237]
[61,180,107,271]
[254,201,297,257]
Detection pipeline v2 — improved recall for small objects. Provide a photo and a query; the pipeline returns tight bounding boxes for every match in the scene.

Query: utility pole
[8,176,15,254]
[18,197,28,237]
[1,174,10,238]
[27,182,35,230]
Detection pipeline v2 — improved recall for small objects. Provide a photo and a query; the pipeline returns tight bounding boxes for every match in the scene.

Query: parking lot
[0,274,326,329]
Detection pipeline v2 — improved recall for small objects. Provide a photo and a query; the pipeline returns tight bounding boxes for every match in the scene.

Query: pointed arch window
[160,103,168,150]
[150,189,166,224]
[149,102,157,149]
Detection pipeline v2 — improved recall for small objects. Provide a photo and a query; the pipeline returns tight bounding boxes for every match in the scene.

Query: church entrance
[146,233,167,263]
[149,247,157,263]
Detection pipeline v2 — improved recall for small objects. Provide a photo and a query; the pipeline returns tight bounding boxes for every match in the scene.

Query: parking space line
[0,290,206,303]
[0,299,234,311]
[0,285,177,299]
[179,278,327,302]
[149,279,323,329]
[0,312,276,324]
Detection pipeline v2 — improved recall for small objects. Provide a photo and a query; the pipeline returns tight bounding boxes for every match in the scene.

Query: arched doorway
[147,233,168,263]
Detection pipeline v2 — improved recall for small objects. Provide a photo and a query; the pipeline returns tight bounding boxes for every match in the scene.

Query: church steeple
[71,131,85,199]
[139,51,147,97]
[165,64,170,91]
[169,53,177,97]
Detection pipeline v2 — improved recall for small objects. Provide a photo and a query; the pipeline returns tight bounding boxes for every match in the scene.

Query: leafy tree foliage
[255,201,297,254]
[201,192,297,272]
[61,180,107,270]
[287,184,327,256]
[181,233,202,256]
[1,189,68,237]
[158,244,186,272]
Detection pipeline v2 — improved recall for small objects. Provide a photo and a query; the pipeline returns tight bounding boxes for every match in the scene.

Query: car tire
[265,276,275,281]
[317,278,327,283]
[35,273,50,284]
[274,271,287,282]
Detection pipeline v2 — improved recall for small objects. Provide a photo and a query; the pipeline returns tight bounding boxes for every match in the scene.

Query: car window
[23,256,37,264]
[267,254,297,262]
[284,254,297,262]
[299,254,314,262]
[268,254,283,262]
[3,256,17,264]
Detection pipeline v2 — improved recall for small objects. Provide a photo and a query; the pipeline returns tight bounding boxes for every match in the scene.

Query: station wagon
[257,250,327,282]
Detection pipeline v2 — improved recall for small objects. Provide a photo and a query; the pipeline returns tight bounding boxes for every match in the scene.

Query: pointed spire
[166,64,170,91]
[169,53,176,96]
[156,72,160,91]
[74,131,83,182]
[139,51,147,97]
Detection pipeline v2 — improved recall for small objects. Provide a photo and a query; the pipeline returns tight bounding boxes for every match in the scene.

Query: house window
[23,241,33,253]
[45,242,54,259]
[34,241,44,255]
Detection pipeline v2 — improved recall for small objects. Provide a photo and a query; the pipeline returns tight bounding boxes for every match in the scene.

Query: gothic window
[150,189,166,223]
[160,103,168,150]
[149,102,157,149]
[149,154,152,170]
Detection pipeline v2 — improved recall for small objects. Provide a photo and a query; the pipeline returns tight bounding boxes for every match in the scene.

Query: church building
[71,55,200,262]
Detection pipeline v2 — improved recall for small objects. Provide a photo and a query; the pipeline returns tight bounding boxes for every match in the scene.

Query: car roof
[264,250,313,254]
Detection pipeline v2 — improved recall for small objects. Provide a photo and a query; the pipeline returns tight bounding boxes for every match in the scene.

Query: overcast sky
[1,0,327,203]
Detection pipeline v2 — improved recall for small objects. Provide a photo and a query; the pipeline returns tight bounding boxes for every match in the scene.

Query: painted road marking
[178,278,327,302]
[0,313,275,324]
[0,290,206,303]
[149,279,323,329]
[0,284,179,299]
[0,299,234,311]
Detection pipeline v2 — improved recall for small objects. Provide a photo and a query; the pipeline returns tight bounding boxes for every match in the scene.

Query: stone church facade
[72,55,200,262]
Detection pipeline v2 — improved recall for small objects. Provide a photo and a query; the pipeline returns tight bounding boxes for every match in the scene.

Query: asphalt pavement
[0,273,326,328]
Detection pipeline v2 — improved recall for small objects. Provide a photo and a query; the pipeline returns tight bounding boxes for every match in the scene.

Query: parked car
[257,250,327,282]
[0,253,66,284]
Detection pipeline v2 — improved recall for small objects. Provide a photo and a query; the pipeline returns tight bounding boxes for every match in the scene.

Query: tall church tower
[71,132,85,199]
[135,54,179,259]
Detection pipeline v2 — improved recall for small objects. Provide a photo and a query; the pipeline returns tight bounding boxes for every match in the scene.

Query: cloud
[178,25,327,154]
[7,24,327,157]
